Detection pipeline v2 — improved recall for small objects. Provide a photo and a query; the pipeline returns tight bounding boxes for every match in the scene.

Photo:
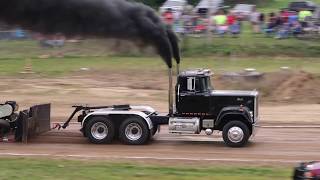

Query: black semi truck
[61,68,259,147]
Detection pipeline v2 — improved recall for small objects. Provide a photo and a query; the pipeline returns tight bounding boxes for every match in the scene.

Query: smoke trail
[0,0,180,68]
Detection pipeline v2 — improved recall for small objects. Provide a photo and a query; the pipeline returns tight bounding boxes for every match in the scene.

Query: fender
[215,106,253,127]
[81,110,153,129]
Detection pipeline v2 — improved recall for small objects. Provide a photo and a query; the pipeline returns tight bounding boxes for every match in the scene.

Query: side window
[187,77,201,92]
[187,77,195,91]
[195,78,200,92]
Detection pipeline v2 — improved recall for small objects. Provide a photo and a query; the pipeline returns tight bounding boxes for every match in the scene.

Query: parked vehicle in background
[288,1,318,12]
[313,6,320,20]
[293,161,320,180]
[230,4,256,21]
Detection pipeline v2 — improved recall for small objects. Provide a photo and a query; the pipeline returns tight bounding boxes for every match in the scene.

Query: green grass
[0,158,292,180]
[0,56,319,76]
[0,21,319,77]
[181,22,320,57]
[0,36,319,76]
[0,55,319,76]
[2,22,320,60]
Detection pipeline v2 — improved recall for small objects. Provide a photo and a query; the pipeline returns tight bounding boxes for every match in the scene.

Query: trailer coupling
[55,104,131,130]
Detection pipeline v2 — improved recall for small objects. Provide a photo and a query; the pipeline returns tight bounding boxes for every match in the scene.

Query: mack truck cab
[62,68,259,147]
[170,69,259,147]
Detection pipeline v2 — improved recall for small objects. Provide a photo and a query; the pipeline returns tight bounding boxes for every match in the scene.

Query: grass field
[0,158,292,180]
[0,56,319,76]
[0,39,319,76]
[181,21,320,57]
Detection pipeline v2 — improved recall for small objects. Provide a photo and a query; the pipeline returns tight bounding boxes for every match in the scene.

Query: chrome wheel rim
[228,126,244,143]
[125,123,142,141]
[91,122,108,140]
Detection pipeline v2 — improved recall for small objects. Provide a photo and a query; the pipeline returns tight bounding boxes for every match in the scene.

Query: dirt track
[0,124,319,166]
[0,76,320,125]
[0,74,319,166]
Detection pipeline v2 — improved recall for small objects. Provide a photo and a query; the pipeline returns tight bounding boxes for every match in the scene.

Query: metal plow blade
[15,104,51,143]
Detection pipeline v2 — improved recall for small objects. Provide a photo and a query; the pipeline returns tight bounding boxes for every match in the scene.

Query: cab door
[177,77,211,114]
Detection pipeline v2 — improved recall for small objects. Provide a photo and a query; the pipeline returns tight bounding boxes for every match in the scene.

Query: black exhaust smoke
[0,0,180,68]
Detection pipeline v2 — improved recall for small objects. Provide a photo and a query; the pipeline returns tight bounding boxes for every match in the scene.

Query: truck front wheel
[85,116,115,144]
[119,117,150,145]
[222,121,250,147]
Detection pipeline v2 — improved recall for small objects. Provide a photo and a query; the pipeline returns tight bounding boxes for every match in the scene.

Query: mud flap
[15,104,51,143]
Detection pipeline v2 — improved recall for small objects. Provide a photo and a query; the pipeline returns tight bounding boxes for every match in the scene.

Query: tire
[222,120,250,148]
[119,116,150,145]
[85,116,115,144]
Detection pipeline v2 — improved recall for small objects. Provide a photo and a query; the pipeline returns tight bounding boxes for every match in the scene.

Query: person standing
[162,8,174,29]
[298,9,313,27]
[213,10,227,36]
[259,13,265,32]
[227,12,240,37]
[250,7,261,33]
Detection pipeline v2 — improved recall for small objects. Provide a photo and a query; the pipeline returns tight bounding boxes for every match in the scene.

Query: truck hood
[211,90,258,97]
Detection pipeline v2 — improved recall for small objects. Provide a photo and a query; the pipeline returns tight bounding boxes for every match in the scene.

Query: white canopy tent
[194,0,224,14]
[159,0,187,13]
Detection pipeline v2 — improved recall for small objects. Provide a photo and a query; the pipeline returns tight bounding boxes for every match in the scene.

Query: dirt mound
[271,71,316,102]
[217,71,320,104]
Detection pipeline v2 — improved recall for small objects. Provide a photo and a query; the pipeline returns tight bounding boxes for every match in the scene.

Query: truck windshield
[198,77,213,92]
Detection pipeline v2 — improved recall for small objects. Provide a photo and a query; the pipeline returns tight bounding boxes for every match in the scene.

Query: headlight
[249,111,253,118]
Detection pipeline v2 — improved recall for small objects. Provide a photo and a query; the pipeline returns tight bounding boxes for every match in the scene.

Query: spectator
[275,12,283,26]
[194,17,206,34]
[212,10,227,36]
[181,12,193,35]
[288,11,299,25]
[288,11,302,36]
[280,8,290,23]
[208,12,216,33]
[265,12,278,35]
[259,13,265,32]
[227,12,240,36]
[162,8,174,29]
[172,10,182,33]
[291,20,302,36]
[250,7,261,33]
[298,9,313,27]
[275,22,290,39]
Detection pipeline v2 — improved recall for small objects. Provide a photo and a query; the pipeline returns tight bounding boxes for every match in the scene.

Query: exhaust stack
[168,68,174,116]
[176,64,180,75]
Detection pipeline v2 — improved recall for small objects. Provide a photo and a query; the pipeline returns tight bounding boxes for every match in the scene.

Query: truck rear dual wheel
[119,117,150,145]
[85,117,115,144]
[222,120,250,148]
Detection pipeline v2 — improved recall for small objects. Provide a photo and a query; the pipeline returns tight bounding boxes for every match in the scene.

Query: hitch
[57,104,131,129]
[60,106,85,129]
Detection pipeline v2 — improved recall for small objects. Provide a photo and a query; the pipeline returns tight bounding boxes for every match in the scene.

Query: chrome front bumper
[251,123,259,137]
